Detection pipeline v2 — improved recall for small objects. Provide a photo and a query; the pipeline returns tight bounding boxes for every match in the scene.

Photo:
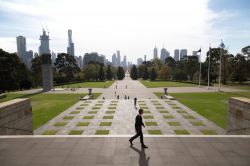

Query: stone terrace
[35,99,224,135]
[0,136,249,166]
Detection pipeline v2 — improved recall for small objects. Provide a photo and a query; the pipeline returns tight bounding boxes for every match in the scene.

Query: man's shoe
[141,144,148,148]
[129,139,133,146]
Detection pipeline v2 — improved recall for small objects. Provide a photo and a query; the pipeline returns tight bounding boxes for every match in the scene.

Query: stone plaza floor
[0,136,249,166]
[35,99,224,135]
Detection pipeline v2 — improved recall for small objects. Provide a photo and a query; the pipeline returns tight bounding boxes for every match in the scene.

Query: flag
[197,48,201,53]
[220,39,225,48]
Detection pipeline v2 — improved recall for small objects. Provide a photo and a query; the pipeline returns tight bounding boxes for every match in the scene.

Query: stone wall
[0,98,33,135]
[228,97,250,135]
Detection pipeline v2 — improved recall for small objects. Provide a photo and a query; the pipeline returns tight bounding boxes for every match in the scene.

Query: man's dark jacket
[135,114,144,130]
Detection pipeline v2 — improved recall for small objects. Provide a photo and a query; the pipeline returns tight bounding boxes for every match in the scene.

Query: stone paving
[0,136,249,166]
[35,99,224,135]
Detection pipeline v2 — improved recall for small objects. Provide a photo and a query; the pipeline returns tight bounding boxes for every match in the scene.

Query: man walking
[129,109,148,148]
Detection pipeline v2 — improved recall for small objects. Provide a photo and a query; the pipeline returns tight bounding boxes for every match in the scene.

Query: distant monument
[42,54,53,91]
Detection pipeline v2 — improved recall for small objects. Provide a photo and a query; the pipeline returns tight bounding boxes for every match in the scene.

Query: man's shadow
[130,146,150,166]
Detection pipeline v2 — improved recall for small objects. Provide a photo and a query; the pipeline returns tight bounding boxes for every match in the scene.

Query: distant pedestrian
[115,91,116,96]
[128,96,130,100]
[134,97,137,108]
[129,109,148,148]
[117,95,119,100]
[103,97,105,100]
[125,95,127,99]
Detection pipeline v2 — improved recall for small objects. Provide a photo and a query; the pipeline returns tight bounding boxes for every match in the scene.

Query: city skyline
[0,0,249,63]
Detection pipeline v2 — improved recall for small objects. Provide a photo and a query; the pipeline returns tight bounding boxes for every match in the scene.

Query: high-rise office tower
[39,29,50,55]
[137,58,143,65]
[144,54,147,62]
[67,29,75,56]
[153,46,158,59]
[180,49,187,60]
[117,50,121,66]
[112,53,116,66]
[16,36,27,60]
[122,55,127,67]
[174,49,180,61]
[160,47,169,62]
[16,36,33,68]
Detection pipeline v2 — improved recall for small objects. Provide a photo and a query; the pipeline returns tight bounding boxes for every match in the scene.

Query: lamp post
[218,39,225,92]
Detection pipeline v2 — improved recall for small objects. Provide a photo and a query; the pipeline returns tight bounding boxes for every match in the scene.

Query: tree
[106,65,113,80]
[230,54,248,83]
[185,56,199,81]
[137,65,144,78]
[83,63,100,81]
[130,65,138,80]
[172,69,188,81]
[54,53,80,81]
[158,65,171,80]
[143,66,149,80]
[150,68,157,81]
[165,57,176,69]
[31,56,42,86]
[0,49,32,91]
[117,66,125,80]
[98,65,105,81]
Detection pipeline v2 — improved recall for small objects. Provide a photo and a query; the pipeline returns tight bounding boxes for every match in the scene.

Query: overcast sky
[0,0,249,63]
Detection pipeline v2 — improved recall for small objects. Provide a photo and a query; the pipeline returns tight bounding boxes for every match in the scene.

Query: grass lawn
[145,122,158,126]
[140,80,196,88]
[0,92,101,129]
[174,130,190,135]
[168,122,181,126]
[95,130,109,135]
[68,130,83,135]
[100,122,112,126]
[147,130,162,135]
[155,92,250,129]
[77,122,90,126]
[56,81,114,88]
[42,130,58,135]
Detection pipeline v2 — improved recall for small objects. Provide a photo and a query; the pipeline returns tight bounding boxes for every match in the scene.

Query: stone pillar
[0,98,33,135]
[228,97,250,135]
[42,54,53,91]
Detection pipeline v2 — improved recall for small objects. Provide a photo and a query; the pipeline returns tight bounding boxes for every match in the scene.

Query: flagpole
[198,49,202,87]
[218,39,224,92]
[208,44,211,89]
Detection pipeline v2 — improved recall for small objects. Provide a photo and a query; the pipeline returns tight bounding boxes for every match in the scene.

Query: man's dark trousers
[130,127,144,145]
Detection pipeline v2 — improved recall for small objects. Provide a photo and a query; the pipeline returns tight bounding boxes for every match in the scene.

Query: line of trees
[130,48,250,85]
[0,49,125,91]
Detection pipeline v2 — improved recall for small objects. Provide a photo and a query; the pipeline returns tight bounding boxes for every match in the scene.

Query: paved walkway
[98,75,158,99]
[0,136,249,166]
[35,99,224,135]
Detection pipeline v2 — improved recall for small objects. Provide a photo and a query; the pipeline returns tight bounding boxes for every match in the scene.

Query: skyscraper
[160,47,170,62]
[180,49,187,60]
[174,49,179,61]
[67,29,75,56]
[153,46,158,59]
[16,36,27,60]
[112,53,116,66]
[117,50,121,66]
[16,36,33,68]
[144,54,147,62]
[39,29,50,55]
[137,58,143,65]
